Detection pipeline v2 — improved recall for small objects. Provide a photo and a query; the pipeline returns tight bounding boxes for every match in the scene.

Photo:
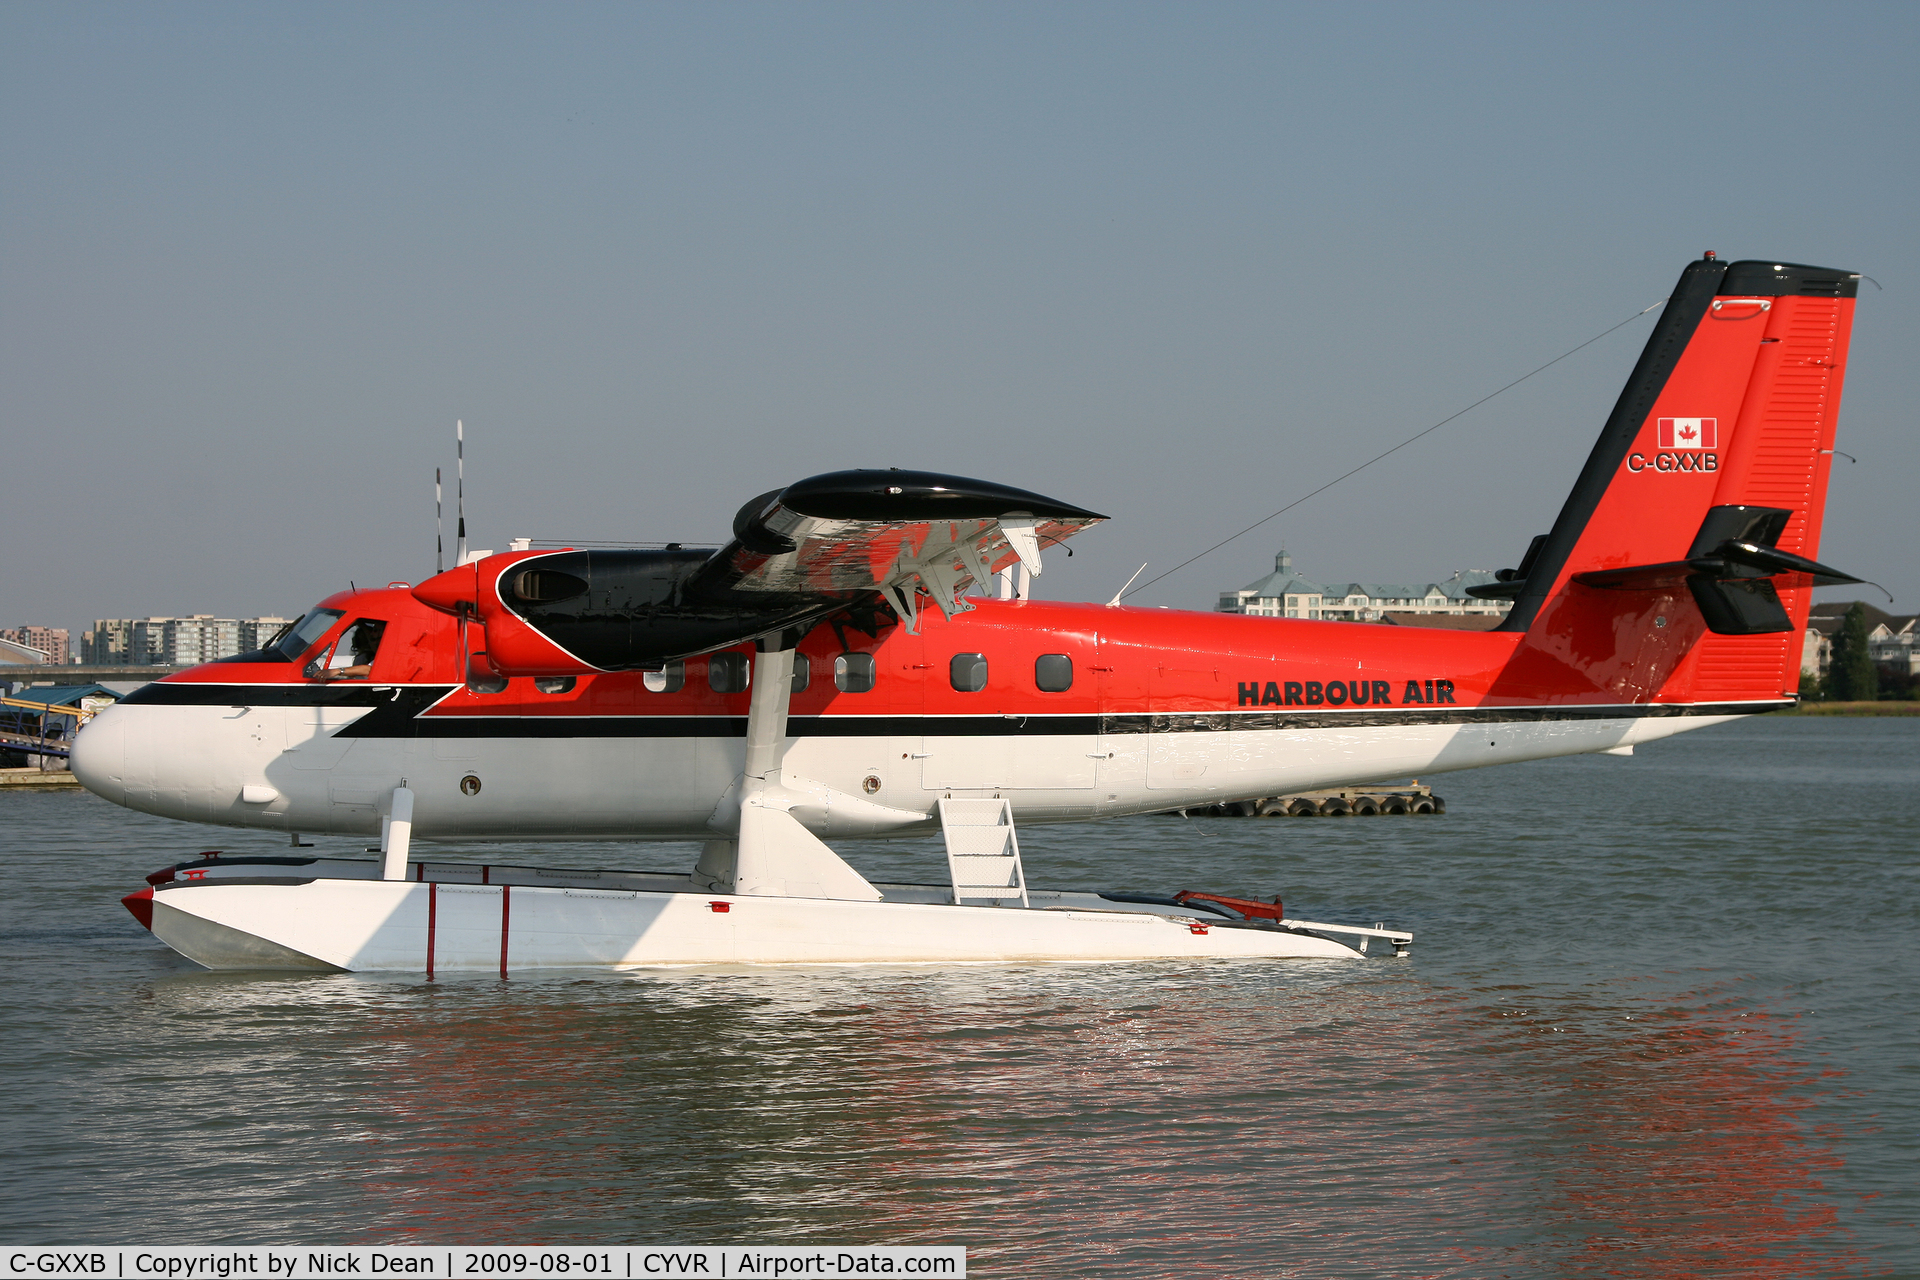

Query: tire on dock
[1156,785,1441,818]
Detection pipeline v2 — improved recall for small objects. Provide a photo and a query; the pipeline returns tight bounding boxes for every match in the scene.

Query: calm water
[2,717,1915,1277]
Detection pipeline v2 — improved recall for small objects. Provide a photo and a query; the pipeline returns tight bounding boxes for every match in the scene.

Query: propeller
[455,420,467,567]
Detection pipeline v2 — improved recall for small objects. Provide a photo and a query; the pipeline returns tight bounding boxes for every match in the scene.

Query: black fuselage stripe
[121,683,443,708]
[113,684,1783,737]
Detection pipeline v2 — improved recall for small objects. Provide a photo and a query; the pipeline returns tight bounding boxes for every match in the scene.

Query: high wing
[413,469,1106,673]
[700,469,1106,630]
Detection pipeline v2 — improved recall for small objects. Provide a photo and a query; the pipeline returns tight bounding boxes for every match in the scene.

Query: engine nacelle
[412,546,839,674]
[412,551,607,677]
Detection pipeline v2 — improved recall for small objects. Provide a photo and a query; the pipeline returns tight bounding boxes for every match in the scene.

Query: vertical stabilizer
[1492,256,1860,705]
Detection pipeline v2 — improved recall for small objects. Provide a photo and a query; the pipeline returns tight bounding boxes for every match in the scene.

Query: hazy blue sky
[5,2,1916,640]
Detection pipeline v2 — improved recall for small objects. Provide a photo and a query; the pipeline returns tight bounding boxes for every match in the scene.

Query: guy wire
[1119,298,1669,601]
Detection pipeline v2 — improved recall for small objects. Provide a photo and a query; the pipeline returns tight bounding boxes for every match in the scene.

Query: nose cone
[69,706,127,805]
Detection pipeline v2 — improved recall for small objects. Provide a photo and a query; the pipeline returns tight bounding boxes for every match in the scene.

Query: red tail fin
[1491,256,1861,706]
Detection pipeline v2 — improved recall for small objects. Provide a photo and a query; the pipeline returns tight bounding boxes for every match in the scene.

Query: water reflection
[1472,992,1853,1277]
[86,962,1853,1277]
[4,717,1914,1275]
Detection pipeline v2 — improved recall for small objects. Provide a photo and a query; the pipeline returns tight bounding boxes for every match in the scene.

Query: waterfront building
[240,617,295,651]
[1803,617,1833,677]
[1804,602,1920,679]
[1,626,70,665]
[1870,617,1920,677]
[1217,550,1511,622]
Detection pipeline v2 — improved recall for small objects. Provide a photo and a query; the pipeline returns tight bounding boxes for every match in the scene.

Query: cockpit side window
[315,619,388,680]
[275,609,344,660]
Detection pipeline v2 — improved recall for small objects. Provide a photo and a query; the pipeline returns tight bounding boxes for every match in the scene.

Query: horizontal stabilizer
[1561,489,1865,637]
[1710,540,1861,587]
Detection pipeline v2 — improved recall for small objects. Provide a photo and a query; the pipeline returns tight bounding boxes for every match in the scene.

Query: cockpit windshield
[273,608,344,660]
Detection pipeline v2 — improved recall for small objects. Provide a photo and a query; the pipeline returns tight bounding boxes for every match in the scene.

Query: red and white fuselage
[71,587,1779,843]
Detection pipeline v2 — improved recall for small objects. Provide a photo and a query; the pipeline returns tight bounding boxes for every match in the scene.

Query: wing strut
[692,641,882,902]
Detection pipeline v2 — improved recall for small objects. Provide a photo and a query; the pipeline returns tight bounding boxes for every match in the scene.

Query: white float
[122,646,1412,972]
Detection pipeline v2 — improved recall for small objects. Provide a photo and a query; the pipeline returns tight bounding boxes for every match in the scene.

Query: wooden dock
[0,768,82,789]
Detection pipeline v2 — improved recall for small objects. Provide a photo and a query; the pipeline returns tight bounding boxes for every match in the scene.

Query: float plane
[77,254,1864,971]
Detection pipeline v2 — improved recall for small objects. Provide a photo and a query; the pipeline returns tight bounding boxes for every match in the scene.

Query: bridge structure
[0,664,177,689]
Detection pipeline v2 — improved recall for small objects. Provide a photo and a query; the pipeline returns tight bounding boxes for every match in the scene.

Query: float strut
[381,785,414,881]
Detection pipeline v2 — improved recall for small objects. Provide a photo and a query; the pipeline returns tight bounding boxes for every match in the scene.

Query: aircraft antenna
[1106,564,1148,607]
[455,420,467,566]
[435,467,444,574]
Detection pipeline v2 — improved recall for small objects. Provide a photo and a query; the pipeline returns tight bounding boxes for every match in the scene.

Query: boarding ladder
[939,798,1029,908]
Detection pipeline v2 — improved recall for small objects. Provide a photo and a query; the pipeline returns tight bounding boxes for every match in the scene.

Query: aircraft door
[1093,631,1147,797]
[1091,629,1233,794]
[1145,661,1232,791]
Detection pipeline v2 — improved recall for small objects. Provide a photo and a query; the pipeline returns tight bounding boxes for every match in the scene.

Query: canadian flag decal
[1657,417,1717,450]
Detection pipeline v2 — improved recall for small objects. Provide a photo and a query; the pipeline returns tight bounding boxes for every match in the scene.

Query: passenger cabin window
[276,608,343,661]
[709,652,750,694]
[950,653,988,693]
[642,660,685,693]
[1035,653,1073,692]
[317,619,386,680]
[534,676,575,694]
[834,653,875,693]
[791,655,810,693]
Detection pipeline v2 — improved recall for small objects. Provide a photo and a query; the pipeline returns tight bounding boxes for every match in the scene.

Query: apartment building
[0,626,70,665]
[82,615,294,665]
